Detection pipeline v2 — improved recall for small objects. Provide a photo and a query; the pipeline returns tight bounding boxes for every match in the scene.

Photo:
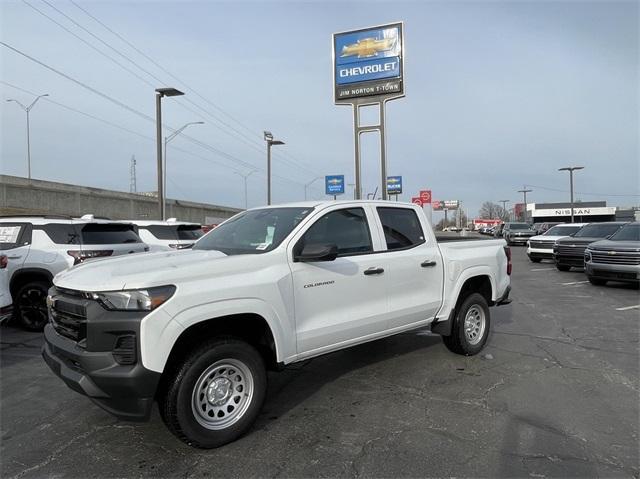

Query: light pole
[7,93,49,179]
[558,166,584,223]
[164,121,204,219]
[499,200,510,221]
[263,131,284,205]
[517,188,532,223]
[156,87,184,220]
[235,170,256,209]
[304,177,323,200]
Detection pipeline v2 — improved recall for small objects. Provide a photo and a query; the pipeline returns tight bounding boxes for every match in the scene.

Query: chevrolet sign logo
[341,37,395,58]
[387,178,400,184]
[328,179,341,185]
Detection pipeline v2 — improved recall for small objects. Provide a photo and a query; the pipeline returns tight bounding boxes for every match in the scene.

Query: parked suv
[502,222,536,246]
[553,222,626,271]
[0,215,149,331]
[526,223,587,262]
[132,219,204,251]
[584,222,640,286]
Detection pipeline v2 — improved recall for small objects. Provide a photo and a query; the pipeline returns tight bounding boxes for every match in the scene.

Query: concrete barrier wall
[0,175,242,224]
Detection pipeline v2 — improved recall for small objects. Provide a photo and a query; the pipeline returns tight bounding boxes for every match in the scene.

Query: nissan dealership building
[525,201,639,224]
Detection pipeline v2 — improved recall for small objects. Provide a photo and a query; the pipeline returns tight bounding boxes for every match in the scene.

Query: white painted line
[530,268,555,271]
[616,305,640,311]
[561,280,590,285]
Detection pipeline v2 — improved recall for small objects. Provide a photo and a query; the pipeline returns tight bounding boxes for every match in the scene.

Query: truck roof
[249,200,418,210]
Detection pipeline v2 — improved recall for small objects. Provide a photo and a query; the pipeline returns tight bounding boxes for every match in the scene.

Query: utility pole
[499,200,509,221]
[129,155,137,193]
[517,188,532,223]
[235,170,256,209]
[263,131,285,205]
[6,93,49,179]
[558,166,584,223]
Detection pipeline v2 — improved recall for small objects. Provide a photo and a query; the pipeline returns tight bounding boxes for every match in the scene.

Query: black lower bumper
[42,324,161,421]
[554,254,585,268]
[527,251,552,260]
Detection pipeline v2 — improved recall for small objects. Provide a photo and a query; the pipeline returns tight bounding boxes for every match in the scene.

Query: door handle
[421,260,437,268]
[364,267,385,276]
[6,255,22,260]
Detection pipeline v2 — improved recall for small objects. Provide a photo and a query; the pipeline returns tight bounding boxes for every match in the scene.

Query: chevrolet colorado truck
[42,201,512,448]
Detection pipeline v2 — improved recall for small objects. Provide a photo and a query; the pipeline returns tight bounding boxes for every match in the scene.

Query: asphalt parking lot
[1,246,639,478]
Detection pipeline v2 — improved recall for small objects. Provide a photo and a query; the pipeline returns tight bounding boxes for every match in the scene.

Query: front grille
[50,299,87,342]
[556,245,586,256]
[592,269,639,280]
[529,240,553,249]
[591,251,640,266]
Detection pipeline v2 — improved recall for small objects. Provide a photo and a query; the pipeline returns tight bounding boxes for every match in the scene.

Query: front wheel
[159,338,267,448]
[556,264,571,272]
[588,276,607,286]
[15,281,50,331]
[529,257,542,263]
[442,293,491,356]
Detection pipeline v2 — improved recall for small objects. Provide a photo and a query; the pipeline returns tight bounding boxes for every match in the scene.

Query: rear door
[288,205,390,355]
[79,223,148,258]
[373,206,444,329]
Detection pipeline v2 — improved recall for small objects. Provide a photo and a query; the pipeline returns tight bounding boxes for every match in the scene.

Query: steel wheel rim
[191,358,254,430]
[18,287,48,328]
[464,305,486,345]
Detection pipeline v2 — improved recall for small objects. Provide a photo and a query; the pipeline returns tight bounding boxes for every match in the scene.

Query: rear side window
[80,224,141,244]
[377,207,425,250]
[42,224,80,244]
[0,223,30,250]
[145,225,203,240]
[298,208,372,256]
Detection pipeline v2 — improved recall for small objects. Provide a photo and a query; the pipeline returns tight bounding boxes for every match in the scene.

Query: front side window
[377,207,425,250]
[194,207,313,255]
[296,208,372,257]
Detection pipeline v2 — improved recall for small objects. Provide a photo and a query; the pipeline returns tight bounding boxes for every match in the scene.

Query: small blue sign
[325,175,345,195]
[386,176,402,195]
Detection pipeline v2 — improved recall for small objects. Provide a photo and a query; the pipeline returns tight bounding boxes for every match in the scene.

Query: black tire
[15,280,50,331]
[556,264,571,272]
[529,257,542,263]
[159,337,267,449]
[588,276,607,286]
[442,293,491,356]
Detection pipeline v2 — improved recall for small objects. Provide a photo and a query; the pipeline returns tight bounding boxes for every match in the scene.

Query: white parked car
[0,215,149,331]
[132,219,204,251]
[44,201,511,448]
[526,223,587,263]
[0,254,12,321]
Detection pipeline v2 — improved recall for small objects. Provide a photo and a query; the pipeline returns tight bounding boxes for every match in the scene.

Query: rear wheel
[15,281,50,331]
[443,293,491,356]
[588,276,607,286]
[556,264,571,272]
[159,338,267,449]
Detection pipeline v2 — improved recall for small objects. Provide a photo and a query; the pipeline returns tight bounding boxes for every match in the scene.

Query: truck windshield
[609,223,639,241]
[509,223,530,230]
[193,207,313,255]
[544,225,581,236]
[574,223,623,238]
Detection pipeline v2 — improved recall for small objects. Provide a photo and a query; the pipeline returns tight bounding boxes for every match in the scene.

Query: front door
[289,206,389,356]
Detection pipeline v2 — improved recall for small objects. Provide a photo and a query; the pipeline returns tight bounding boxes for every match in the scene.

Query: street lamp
[263,131,284,205]
[517,188,533,223]
[163,121,204,219]
[304,177,323,200]
[6,93,49,179]
[155,87,184,219]
[235,170,256,209]
[558,166,584,223]
[499,200,510,220]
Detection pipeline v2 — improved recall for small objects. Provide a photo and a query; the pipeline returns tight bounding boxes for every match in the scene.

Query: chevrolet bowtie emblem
[341,37,395,58]
[328,179,341,185]
[608,251,616,255]
[387,178,400,184]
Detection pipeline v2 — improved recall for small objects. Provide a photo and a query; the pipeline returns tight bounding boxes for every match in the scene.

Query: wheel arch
[10,268,54,297]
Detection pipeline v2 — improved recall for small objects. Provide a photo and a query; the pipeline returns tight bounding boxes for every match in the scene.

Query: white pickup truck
[43,201,511,448]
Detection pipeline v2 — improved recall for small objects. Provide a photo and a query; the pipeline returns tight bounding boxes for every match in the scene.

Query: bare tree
[479,201,507,221]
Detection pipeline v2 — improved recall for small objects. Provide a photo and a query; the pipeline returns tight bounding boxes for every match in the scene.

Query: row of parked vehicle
[525,221,639,286]
[0,215,205,331]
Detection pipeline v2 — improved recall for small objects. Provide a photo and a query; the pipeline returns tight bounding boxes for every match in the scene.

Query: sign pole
[379,101,388,200]
[352,106,362,200]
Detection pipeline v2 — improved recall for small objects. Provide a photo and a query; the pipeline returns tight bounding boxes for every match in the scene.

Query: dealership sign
[333,23,404,102]
[531,206,616,218]
[386,176,402,194]
[325,175,345,195]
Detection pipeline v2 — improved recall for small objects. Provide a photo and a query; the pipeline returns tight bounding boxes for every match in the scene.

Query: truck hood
[587,240,640,252]
[529,234,571,242]
[555,237,606,246]
[54,249,238,291]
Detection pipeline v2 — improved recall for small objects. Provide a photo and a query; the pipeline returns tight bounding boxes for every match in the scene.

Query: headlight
[584,251,592,263]
[90,285,176,311]
[527,240,530,246]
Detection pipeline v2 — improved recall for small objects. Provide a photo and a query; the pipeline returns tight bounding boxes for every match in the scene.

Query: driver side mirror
[294,243,338,262]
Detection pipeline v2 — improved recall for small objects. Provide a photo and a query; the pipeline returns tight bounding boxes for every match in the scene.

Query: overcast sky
[1,0,638,217]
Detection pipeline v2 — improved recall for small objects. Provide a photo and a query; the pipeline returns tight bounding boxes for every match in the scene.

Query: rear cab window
[376,207,425,250]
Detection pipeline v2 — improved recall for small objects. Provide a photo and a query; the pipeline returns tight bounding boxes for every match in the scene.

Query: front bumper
[507,236,532,245]
[527,247,553,260]
[554,253,585,268]
[585,262,640,284]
